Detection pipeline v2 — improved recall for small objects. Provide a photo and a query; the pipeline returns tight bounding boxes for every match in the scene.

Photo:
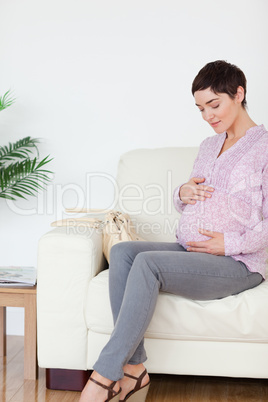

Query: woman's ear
[235,86,245,105]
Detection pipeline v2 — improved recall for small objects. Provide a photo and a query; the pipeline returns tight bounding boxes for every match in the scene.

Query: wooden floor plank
[0,336,25,401]
[0,346,24,401]
[2,336,268,401]
[0,335,23,371]
[10,367,81,402]
[146,374,268,402]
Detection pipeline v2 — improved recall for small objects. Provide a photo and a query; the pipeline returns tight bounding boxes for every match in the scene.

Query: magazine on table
[0,266,37,287]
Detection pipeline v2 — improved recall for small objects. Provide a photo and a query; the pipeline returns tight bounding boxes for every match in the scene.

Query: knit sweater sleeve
[173,184,187,214]
[173,138,208,214]
[224,163,268,255]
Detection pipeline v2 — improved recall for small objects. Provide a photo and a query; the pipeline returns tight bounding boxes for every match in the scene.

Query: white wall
[0,0,268,335]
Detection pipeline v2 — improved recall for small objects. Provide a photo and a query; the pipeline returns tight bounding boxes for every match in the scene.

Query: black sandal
[89,377,121,401]
[119,369,150,401]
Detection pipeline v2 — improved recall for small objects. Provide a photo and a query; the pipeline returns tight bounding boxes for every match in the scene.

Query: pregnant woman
[80,60,267,402]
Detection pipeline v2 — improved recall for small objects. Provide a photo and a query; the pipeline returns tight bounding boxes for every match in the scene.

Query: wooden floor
[1,336,268,401]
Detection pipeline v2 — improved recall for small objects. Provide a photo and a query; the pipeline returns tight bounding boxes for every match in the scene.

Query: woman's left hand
[186,229,225,256]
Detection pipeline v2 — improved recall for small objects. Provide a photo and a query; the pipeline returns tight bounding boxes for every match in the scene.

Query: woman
[80,60,267,402]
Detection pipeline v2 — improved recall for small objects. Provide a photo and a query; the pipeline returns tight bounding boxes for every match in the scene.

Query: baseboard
[46,368,92,391]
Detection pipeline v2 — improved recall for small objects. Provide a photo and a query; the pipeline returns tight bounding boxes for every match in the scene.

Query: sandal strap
[89,377,118,400]
[124,369,147,392]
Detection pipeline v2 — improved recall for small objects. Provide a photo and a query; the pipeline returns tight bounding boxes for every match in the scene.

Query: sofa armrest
[37,226,106,369]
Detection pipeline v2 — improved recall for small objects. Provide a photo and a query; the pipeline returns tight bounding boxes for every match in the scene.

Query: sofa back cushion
[115,147,199,242]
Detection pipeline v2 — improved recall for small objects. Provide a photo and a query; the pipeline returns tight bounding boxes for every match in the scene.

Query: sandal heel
[111,393,122,402]
[120,369,150,402]
[127,383,150,402]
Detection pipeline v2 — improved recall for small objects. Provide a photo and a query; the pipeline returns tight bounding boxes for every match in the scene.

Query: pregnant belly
[176,190,251,248]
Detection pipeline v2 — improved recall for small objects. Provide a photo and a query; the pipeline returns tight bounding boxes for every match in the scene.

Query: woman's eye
[199,109,204,113]
[212,104,219,109]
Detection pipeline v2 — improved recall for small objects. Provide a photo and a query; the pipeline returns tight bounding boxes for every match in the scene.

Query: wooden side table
[0,285,37,380]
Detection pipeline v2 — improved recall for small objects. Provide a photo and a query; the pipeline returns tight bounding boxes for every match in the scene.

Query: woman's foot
[79,371,121,402]
[119,363,150,401]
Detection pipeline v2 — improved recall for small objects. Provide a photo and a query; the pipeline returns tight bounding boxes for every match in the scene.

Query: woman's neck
[226,109,257,140]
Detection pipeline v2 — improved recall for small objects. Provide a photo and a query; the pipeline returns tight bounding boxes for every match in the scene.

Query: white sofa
[37,147,268,390]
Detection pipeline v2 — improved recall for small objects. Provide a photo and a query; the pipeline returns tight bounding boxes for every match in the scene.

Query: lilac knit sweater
[173,124,268,279]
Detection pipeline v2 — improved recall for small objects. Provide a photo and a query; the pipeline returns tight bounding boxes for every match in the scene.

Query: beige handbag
[102,210,145,262]
[51,209,145,263]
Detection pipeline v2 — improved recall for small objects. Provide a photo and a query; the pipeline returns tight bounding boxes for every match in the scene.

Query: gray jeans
[93,241,263,381]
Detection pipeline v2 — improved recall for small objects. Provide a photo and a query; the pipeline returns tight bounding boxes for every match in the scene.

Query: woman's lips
[211,121,221,127]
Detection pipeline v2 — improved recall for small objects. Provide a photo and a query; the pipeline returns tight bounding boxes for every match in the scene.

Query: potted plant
[0,90,53,200]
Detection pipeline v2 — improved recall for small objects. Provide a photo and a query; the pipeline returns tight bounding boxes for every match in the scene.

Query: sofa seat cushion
[85,270,268,343]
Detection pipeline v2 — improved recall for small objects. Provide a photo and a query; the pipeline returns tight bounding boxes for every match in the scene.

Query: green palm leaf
[0,92,53,201]
[0,156,53,200]
[0,137,40,165]
[0,90,15,112]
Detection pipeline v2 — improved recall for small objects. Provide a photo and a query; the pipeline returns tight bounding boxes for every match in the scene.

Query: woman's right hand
[179,177,214,205]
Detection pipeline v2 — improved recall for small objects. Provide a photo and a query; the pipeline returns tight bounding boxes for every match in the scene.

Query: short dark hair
[192,60,247,108]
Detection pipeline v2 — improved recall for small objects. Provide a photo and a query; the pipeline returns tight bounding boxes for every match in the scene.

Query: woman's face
[194,87,243,134]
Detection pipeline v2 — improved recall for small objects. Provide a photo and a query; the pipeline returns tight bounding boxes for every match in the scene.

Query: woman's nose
[203,109,215,122]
